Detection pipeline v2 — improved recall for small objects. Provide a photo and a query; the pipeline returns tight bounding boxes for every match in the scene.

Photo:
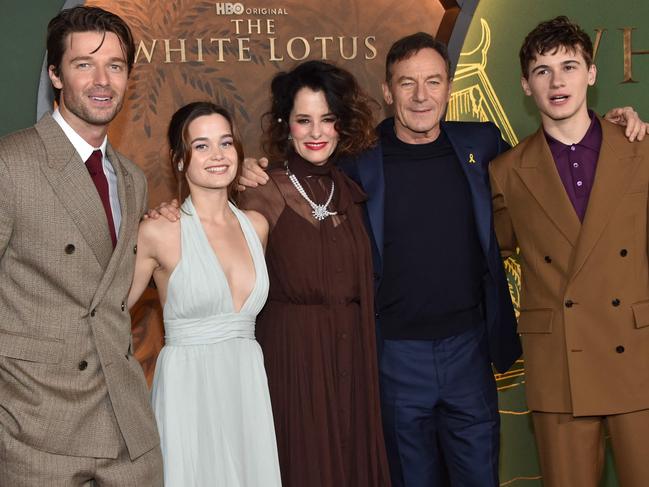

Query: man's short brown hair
[519,16,594,79]
[385,32,451,83]
[47,6,135,103]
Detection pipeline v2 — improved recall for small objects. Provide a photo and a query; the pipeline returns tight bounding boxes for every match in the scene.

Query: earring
[177,161,184,172]
[288,134,293,141]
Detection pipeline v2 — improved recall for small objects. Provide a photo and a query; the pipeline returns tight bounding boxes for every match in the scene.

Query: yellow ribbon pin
[468,153,476,164]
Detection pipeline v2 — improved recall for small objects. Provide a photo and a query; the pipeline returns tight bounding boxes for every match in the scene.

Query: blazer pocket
[632,300,649,329]
[518,308,553,334]
[0,329,64,364]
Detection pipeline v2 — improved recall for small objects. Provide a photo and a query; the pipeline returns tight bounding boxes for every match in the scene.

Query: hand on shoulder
[238,157,270,191]
[144,198,181,221]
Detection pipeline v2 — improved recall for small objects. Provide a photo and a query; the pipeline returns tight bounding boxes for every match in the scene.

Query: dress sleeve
[236,176,286,231]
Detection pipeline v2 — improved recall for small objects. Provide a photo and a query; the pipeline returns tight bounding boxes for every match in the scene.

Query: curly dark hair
[168,102,244,202]
[262,60,378,163]
[519,16,594,79]
[47,6,135,103]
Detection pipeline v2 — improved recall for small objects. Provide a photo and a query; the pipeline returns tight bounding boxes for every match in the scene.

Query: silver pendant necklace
[285,161,337,221]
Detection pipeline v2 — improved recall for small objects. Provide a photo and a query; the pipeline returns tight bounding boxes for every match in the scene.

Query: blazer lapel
[356,143,385,264]
[569,120,642,282]
[514,128,581,247]
[90,145,137,308]
[443,124,493,254]
[35,114,114,269]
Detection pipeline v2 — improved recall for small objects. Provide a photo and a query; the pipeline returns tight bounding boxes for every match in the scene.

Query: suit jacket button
[564,300,573,308]
[616,345,625,353]
[133,244,137,254]
[544,255,552,263]
[90,308,97,317]
[65,244,75,254]
[620,249,628,257]
[78,360,88,370]
[612,299,621,307]
[121,301,126,312]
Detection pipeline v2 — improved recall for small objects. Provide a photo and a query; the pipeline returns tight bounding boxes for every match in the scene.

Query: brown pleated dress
[238,154,390,487]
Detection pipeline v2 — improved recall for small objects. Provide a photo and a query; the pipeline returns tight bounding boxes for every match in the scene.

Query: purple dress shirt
[544,111,603,222]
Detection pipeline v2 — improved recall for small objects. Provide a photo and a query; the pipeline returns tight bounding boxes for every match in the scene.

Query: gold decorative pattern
[447,19,518,147]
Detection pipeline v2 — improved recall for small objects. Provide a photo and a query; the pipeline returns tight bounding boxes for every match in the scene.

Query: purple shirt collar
[543,110,602,222]
[544,110,602,156]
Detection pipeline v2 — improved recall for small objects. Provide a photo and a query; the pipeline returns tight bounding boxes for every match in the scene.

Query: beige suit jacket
[0,114,158,459]
[490,118,649,416]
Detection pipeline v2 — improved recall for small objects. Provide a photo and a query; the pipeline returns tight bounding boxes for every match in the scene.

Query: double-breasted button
[121,301,126,312]
[133,244,138,254]
[616,345,625,353]
[65,244,75,254]
[620,249,628,257]
[78,360,88,370]
[90,308,97,317]
[612,299,621,307]
[544,256,552,263]
[564,300,574,308]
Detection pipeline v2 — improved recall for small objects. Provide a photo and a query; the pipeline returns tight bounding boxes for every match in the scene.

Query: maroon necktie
[85,150,117,248]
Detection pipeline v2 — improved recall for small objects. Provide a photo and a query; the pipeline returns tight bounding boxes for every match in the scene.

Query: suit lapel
[569,120,642,281]
[443,123,493,254]
[91,145,137,308]
[36,115,114,269]
[356,143,385,264]
[514,128,581,247]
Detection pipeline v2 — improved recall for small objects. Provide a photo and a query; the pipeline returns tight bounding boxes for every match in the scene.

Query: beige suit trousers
[533,408,649,487]
[0,425,162,487]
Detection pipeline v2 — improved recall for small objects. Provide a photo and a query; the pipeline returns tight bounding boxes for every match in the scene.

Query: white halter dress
[151,197,281,486]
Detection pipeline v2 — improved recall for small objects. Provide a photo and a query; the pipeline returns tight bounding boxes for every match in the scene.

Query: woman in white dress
[128,102,281,486]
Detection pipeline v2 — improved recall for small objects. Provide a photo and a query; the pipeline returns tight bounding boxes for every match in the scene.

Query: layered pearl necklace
[285,161,337,221]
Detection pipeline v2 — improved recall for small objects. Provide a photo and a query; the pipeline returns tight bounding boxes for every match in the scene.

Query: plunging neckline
[189,197,258,314]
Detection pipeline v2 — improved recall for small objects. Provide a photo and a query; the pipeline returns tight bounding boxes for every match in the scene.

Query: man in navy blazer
[337,33,520,487]
[341,115,518,373]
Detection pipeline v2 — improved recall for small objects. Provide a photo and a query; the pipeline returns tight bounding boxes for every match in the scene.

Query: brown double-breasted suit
[0,114,160,482]
[490,118,649,486]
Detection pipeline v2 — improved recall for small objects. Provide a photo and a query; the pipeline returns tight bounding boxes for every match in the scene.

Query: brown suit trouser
[533,409,649,487]
[0,425,162,487]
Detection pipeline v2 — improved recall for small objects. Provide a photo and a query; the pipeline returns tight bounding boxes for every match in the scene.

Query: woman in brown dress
[238,61,391,487]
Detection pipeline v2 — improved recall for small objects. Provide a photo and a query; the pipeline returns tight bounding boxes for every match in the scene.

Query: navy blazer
[339,119,521,373]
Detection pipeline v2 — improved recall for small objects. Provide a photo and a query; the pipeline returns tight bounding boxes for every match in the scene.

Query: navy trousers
[379,324,499,487]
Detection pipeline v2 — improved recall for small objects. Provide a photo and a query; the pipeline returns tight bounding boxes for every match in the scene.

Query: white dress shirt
[52,109,122,238]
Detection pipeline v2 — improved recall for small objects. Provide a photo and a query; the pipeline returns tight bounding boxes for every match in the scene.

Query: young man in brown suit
[0,7,162,486]
[490,16,649,487]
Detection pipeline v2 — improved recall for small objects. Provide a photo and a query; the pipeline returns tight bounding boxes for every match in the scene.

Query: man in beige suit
[490,16,649,487]
[0,6,162,486]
